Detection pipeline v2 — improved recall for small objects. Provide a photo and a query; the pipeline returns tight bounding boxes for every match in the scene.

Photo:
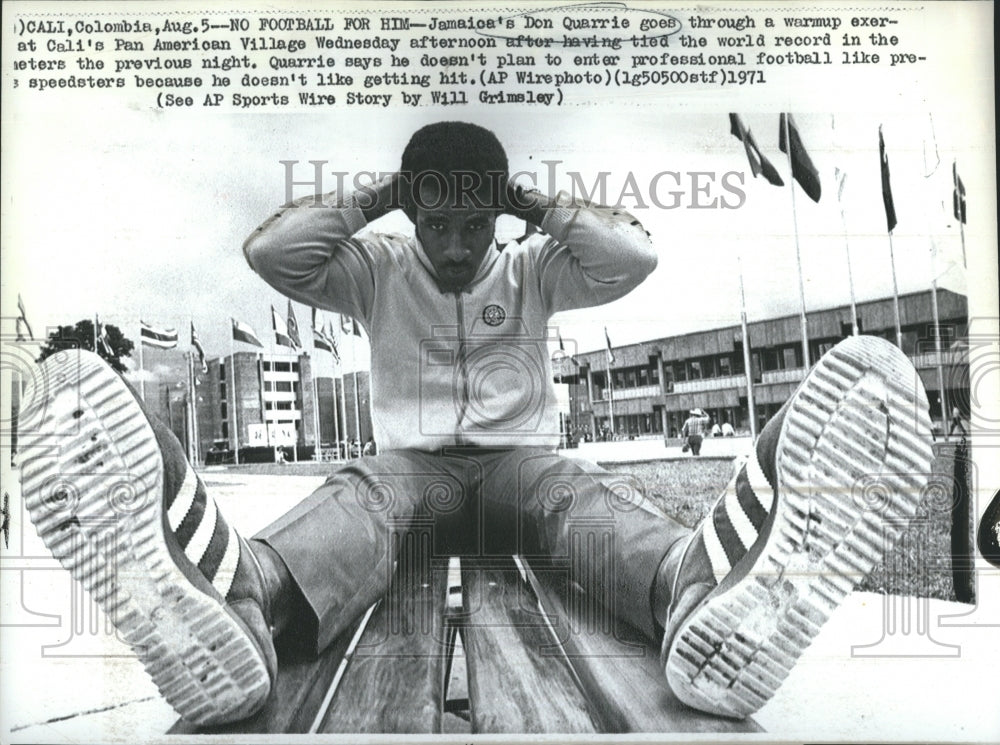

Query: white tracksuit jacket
[243,193,656,451]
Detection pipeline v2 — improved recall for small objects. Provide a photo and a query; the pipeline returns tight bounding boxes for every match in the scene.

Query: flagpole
[737,256,758,439]
[351,336,361,446]
[187,350,201,466]
[929,246,950,440]
[957,160,967,268]
[782,114,811,370]
[605,331,615,438]
[836,183,859,336]
[93,314,98,353]
[230,326,240,465]
[337,325,348,459]
[137,319,146,401]
[887,231,903,348]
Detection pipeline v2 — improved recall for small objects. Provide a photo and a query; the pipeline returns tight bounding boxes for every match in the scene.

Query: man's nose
[443,233,470,262]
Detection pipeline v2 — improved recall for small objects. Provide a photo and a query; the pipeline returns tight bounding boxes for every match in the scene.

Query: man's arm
[241,175,402,321]
[505,183,658,314]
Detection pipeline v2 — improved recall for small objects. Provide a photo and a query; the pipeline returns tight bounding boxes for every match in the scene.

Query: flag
[779,113,822,202]
[232,318,263,347]
[96,318,114,357]
[16,294,33,340]
[191,322,208,373]
[604,327,615,364]
[341,314,361,337]
[272,305,295,348]
[878,126,897,233]
[557,330,580,365]
[729,114,784,187]
[326,320,341,363]
[140,320,179,348]
[834,167,847,204]
[286,299,302,348]
[953,161,966,224]
[311,308,332,352]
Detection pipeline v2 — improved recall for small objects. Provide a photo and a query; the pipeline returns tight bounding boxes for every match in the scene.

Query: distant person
[275,447,286,465]
[362,436,377,456]
[948,406,967,437]
[721,420,735,437]
[711,422,722,438]
[680,408,711,456]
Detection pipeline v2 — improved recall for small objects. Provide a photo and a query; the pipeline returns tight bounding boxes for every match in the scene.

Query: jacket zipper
[454,293,469,441]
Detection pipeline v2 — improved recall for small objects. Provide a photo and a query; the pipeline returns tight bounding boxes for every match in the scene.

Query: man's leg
[252,448,464,653]
[690,435,703,456]
[479,447,686,641]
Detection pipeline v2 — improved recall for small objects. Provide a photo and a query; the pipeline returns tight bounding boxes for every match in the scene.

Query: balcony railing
[761,367,807,385]
[591,384,661,403]
[670,374,747,394]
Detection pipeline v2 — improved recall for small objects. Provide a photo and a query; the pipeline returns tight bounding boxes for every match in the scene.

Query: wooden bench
[170,524,761,735]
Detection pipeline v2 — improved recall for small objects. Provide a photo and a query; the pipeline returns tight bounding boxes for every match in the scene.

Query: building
[192,352,372,459]
[568,289,969,440]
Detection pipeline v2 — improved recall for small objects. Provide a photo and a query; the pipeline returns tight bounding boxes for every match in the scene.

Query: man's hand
[355,172,402,224]
[503,181,549,227]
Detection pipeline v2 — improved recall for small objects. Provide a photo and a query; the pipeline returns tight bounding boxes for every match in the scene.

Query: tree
[37,319,134,374]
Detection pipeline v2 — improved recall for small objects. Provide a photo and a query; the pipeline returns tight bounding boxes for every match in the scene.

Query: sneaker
[19,350,276,726]
[660,335,934,718]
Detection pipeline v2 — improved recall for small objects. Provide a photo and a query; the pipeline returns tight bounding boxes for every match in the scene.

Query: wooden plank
[168,614,364,734]
[461,558,597,734]
[317,525,451,733]
[521,558,763,734]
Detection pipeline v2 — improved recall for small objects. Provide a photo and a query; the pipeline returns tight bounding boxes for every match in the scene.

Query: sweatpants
[254,447,689,653]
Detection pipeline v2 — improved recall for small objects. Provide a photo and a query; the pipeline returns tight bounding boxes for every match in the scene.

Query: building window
[219,363,225,381]
[688,360,702,380]
[719,355,732,376]
[651,364,660,384]
[782,347,798,370]
[264,381,273,392]
[221,422,228,438]
[673,361,687,382]
[220,402,227,419]
[262,361,272,372]
[291,362,299,373]
[276,381,293,393]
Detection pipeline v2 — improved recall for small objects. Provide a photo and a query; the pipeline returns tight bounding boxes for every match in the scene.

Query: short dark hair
[400,121,508,219]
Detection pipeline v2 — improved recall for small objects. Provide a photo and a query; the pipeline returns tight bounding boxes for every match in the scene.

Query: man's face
[414,178,498,294]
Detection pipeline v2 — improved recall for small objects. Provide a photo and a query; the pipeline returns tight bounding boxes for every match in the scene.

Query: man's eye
[427,222,446,232]
[467,221,487,232]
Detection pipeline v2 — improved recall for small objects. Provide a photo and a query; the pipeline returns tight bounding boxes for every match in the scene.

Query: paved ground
[3,455,998,742]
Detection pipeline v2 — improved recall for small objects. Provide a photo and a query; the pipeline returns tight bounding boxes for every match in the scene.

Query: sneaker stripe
[197,509,231,583]
[724,472,762,551]
[212,527,242,599]
[745,448,774,513]
[174,476,209,550]
[167,464,199,532]
[701,516,733,583]
[735,468,769,531]
[184,492,218,566]
[712,497,747,568]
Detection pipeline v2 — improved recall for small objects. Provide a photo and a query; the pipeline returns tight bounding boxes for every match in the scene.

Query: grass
[601,442,973,602]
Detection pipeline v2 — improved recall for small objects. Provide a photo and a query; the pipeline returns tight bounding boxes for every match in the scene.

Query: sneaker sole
[19,350,270,725]
[665,336,934,718]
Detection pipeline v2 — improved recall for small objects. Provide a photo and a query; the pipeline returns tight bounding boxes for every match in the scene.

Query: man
[20,122,934,726]
[681,408,711,456]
